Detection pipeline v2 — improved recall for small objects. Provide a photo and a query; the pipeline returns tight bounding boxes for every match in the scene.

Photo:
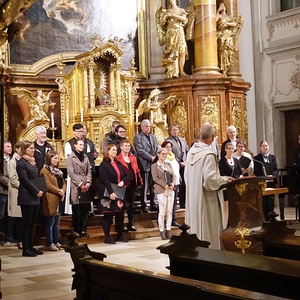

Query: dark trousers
[172,185,179,222]
[262,195,275,221]
[178,166,186,208]
[20,204,40,250]
[72,203,90,234]
[140,171,155,209]
[125,182,137,226]
[7,216,23,242]
[102,211,124,238]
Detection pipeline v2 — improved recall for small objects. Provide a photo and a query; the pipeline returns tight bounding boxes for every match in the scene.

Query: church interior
[1,0,300,299]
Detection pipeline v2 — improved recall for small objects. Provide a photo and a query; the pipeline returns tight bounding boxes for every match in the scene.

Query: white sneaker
[45,243,59,251]
[55,243,63,250]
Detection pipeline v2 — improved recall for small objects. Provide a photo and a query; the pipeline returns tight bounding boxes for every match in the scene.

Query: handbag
[104,183,126,200]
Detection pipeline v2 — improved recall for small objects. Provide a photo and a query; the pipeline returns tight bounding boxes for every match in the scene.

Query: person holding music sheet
[99,143,128,244]
[233,140,253,176]
[66,139,92,238]
[254,141,278,221]
[219,142,243,224]
[151,147,176,240]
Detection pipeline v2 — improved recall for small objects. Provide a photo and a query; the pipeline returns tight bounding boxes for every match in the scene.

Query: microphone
[253,158,267,177]
[231,166,235,178]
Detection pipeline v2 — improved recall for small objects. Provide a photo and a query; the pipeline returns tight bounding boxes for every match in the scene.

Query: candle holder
[134,122,140,134]
[65,124,70,140]
[50,127,57,141]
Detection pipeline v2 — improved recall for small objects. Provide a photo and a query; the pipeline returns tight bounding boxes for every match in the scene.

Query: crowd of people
[0,120,286,255]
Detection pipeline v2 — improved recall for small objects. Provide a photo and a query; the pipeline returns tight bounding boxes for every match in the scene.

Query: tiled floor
[0,207,299,300]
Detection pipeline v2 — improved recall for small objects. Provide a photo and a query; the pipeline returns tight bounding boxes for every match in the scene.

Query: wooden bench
[71,256,283,300]
[158,235,300,299]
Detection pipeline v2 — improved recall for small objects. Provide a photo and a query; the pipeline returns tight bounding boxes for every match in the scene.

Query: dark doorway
[285,110,300,167]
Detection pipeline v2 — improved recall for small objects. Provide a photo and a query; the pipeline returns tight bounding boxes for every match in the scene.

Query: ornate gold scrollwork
[201,96,219,134]
[235,183,248,196]
[234,227,252,254]
[258,181,267,193]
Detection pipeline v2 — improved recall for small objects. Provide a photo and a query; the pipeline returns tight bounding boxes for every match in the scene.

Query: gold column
[88,60,95,110]
[193,0,219,75]
[223,0,241,78]
[83,66,88,110]
[109,65,115,103]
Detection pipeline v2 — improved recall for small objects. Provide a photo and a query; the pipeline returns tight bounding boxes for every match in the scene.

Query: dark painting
[10,0,139,69]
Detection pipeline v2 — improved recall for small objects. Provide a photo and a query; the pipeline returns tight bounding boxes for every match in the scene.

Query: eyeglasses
[159,153,167,156]
[118,131,126,133]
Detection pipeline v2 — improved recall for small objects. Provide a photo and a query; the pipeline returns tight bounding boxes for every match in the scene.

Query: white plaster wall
[251,1,300,167]
[238,0,257,154]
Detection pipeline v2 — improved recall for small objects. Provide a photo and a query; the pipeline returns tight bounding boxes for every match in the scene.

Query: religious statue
[137,88,175,126]
[11,88,53,126]
[216,3,243,76]
[55,77,66,93]
[156,1,195,78]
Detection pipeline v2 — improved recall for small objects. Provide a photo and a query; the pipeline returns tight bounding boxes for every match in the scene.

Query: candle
[135,109,138,123]
[80,108,83,123]
[164,114,167,127]
[150,111,153,124]
[51,112,55,128]
[65,109,69,126]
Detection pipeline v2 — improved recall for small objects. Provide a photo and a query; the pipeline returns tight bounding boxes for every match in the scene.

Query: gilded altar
[58,37,137,157]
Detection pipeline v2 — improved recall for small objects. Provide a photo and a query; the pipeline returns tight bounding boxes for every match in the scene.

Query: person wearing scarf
[161,140,181,227]
[66,139,92,238]
[99,143,128,244]
[40,150,66,251]
[16,141,44,257]
[117,138,143,232]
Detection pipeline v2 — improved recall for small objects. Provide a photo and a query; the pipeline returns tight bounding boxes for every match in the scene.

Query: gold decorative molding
[201,96,219,134]
[235,183,248,196]
[234,227,252,254]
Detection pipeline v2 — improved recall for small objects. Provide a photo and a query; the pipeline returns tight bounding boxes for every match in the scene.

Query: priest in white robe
[185,123,233,250]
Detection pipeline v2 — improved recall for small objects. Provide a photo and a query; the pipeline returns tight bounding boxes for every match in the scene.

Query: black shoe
[80,232,90,238]
[7,236,17,244]
[116,235,128,242]
[171,221,180,227]
[142,207,149,213]
[30,248,44,255]
[150,205,158,212]
[123,226,129,232]
[22,249,37,257]
[128,225,137,231]
[104,237,116,244]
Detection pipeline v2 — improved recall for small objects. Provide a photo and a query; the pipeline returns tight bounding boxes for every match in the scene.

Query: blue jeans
[45,215,61,246]
[0,194,8,230]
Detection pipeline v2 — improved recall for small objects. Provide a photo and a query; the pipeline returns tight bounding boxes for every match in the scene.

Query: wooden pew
[71,257,283,300]
[158,234,300,299]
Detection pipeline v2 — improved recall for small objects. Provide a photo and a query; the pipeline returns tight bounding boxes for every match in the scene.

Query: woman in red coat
[117,139,142,231]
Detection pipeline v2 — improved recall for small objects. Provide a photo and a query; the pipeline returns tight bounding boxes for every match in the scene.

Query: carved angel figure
[156,0,195,78]
[137,88,175,125]
[11,88,53,126]
[216,3,243,76]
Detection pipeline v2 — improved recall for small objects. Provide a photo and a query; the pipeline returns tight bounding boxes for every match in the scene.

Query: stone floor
[0,207,299,300]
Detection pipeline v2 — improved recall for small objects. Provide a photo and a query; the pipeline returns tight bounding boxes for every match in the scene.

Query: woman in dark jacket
[99,143,128,244]
[17,141,44,257]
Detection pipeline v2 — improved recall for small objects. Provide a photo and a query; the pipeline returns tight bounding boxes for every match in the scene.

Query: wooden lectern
[220,176,275,254]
